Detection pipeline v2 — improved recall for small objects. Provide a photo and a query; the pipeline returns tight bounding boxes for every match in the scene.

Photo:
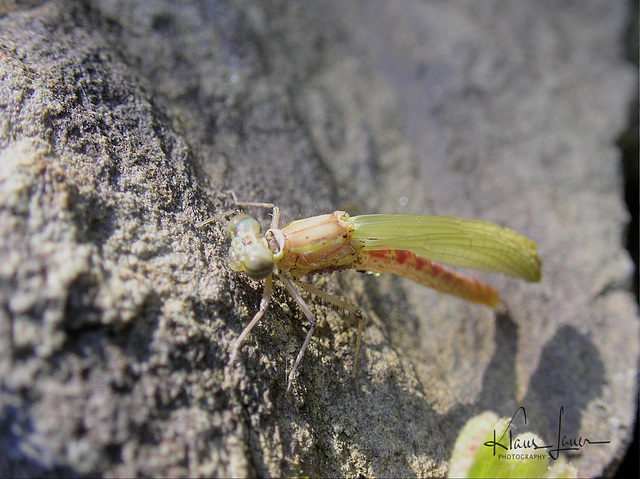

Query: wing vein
[350,214,541,281]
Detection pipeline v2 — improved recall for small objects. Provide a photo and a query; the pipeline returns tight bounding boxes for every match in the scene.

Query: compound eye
[227,214,260,238]
[242,250,275,280]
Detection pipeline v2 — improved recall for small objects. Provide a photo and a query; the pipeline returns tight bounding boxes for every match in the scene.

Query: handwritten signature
[483,406,611,460]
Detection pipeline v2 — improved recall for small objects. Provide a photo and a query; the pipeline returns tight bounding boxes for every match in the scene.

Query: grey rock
[0,0,636,477]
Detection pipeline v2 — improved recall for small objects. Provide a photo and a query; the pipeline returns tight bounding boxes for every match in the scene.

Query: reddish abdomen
[355,249,500,307]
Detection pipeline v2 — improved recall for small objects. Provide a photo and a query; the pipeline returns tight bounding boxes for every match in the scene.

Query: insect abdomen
[355,249,500,307]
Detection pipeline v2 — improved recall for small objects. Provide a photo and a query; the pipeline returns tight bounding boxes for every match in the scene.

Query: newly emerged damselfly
[200,198,541,391]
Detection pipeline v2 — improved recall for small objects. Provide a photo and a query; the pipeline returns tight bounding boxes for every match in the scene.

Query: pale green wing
[350,214,541,281]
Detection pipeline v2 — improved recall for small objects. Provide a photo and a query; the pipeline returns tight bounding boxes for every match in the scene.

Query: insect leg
[196,210,237,228]
[199,190,281,229]
[279,275,320,392]
[233,202,279,229]
[230,275,274,362]
[196,190,243,227]
[292,279,364,375]
[353,309,363,377]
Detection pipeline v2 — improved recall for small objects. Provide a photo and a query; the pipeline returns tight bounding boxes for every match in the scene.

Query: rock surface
[0,1,636,477]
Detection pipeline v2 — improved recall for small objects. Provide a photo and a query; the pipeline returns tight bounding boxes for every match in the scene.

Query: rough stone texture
[0,0,636,477]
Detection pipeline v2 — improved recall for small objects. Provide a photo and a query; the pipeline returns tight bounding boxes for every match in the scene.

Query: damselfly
[201,199,541,391]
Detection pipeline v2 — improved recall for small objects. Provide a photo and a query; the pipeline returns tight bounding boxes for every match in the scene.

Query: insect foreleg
[230,275,274,362]
[227,195,280,230]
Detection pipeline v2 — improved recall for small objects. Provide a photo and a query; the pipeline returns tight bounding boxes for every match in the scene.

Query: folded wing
[349,214,541,282]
